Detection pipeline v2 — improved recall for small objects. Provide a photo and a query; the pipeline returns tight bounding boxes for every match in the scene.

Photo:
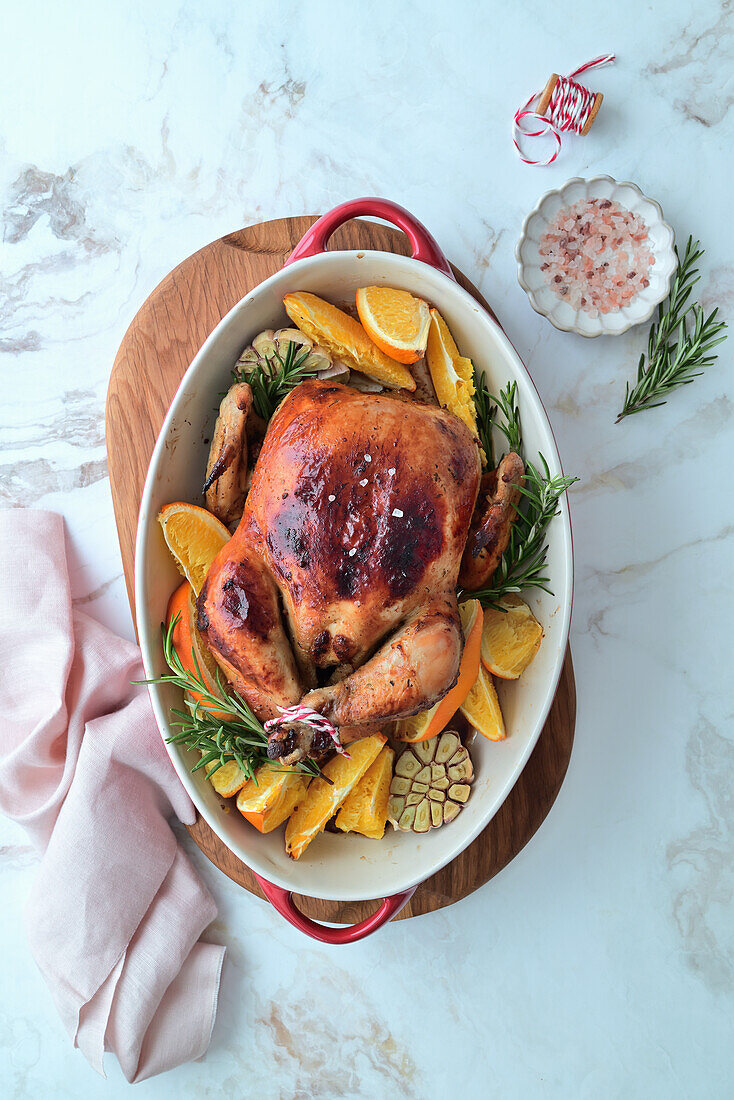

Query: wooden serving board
[106,215,576,923]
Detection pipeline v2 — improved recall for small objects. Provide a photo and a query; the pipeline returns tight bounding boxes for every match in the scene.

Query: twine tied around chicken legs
[264,705,351,758]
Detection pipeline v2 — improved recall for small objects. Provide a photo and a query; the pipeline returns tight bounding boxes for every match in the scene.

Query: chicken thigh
[197,380,481,762]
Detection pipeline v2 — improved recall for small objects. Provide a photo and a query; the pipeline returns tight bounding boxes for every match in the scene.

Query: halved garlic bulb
[235,329,333,378]
[388,732,473,832]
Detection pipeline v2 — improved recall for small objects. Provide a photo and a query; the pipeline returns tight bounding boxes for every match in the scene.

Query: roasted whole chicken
[197,379,483,764]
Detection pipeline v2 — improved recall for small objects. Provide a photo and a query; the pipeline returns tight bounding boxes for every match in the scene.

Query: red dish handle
[254,874,416,944]
[284,197,455,279]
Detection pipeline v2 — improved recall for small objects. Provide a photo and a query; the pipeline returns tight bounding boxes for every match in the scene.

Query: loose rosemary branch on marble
[136,616,320,780]
[233,339,322,421]
[617,237,727,422]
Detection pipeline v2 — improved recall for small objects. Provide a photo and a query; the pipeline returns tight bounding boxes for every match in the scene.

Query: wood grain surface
[106,214,576,923]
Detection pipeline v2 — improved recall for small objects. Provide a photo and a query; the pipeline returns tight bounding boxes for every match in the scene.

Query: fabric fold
[0,509,225,1080]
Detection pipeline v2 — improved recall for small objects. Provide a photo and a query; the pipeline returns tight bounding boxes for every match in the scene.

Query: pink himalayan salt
[538,198,654,317]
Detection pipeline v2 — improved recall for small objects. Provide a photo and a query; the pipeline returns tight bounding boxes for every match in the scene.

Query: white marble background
[1,1,733,1095]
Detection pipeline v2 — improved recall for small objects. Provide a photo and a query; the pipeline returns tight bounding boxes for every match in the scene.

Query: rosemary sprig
[469,457,579,608]
[468,364,575,605]
[136,616,320,780]
[471,370,523,468]
[233,339,322,421]
[471,362,496,468]
[488,381,522,454]
[617,237,727,422]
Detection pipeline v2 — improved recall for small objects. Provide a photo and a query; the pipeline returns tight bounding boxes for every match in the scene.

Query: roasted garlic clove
[388,731,474,832]
[316,361,351,384]
[395,751,423,779]
[436,732,460,763]
[273,327,312,349]
[237,345,261,367]
[273,329,332,372]
[252,329,278,360]
[305,349,334,372]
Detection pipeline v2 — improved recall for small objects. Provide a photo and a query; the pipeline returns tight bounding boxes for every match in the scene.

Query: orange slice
[236,764,309,833]
[395,599,483,742]
[284,734,386,859]
[158,502,231,595]
[283,291,416,391]
[459,664,506,741]
[355,286,430,364]
[425,309,480,445]
[480,594,543,680]
[335,745,394,839]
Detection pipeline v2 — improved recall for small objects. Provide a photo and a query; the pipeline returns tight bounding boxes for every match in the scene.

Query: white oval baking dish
[135,200,573,937]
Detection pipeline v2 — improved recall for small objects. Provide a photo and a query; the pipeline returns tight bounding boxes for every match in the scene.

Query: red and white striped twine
[513,55,615,166]
[264,704,351,757]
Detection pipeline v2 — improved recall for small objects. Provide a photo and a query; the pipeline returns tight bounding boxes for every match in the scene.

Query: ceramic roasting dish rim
[134,200,573,930]
[515,174,676,338]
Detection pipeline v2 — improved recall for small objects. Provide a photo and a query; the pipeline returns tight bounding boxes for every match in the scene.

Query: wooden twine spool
[513,55,614,165]
[537,73,603,136]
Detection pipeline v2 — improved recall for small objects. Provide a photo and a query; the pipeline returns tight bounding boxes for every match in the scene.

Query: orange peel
[283,291,416,391]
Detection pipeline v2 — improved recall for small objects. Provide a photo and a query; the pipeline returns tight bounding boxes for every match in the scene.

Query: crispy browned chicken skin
[197,380,481,762]
[459,451,525,589]
[203,383,265,527]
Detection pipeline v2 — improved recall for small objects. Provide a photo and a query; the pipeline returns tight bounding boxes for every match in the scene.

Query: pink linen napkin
[0,509,225,1082]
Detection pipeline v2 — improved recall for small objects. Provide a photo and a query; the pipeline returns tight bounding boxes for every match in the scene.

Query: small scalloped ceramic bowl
[516,176,676,338]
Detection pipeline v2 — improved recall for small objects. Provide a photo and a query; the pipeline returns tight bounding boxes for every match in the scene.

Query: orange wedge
[480,594,544,680]
[395,599,483,742]
[335,745,395,839]
[166,580,227,709]
[166,580,193,649]
[283,291,416,391]
[355,286,430,364]
[158,502,231,595]
[236,764,309,833]
[425,308,480,444]
[205,760,249,799]
[459,664,506,741]
[166,582,222,685]
[284,734,386,859]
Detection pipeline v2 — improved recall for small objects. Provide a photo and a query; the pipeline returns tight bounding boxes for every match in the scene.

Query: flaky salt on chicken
[197,378,482,763]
